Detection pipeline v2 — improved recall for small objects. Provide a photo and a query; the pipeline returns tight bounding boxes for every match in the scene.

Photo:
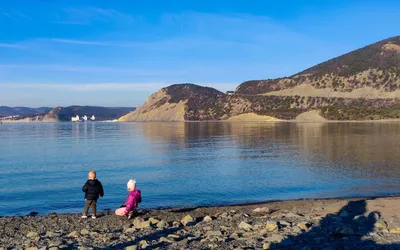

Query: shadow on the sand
[270,199,400,249]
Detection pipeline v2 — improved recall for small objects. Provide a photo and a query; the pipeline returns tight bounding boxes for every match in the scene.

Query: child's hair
[127,179,136,190]
[89,170,96,178]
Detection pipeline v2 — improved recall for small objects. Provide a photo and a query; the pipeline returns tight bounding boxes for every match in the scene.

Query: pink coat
[124,189,141,214]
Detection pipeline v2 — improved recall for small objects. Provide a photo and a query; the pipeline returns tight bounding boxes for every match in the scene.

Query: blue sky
[1,0,400,107]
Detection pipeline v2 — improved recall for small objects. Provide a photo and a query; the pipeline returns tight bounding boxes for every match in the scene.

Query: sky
[1,0,400,107]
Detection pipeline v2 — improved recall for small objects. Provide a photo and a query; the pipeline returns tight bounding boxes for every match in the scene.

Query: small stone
[124,228,136,234]
[27,232,39,238]
[139,221,152,229]
[25,247,38,250]
[297,222,311,231]
[178,238,189,246]
[253,207,270,214]
[148,217,160,225]
[283,212,302,218]
[265,234,284,242]
[167,234,181,240]
[80,229,89,235]
[207,231,223,237]
[49,248,58,250]
[67,231,79,238]
[339,211,349,217]
[133,217,145,228]
[390,228,400,234]
[239,221,253,230]
[181,214,196,226]
[172,221,182,227]
[125,246,137,250]
[278,220,291,227]
[375,220,388,231]
[159,237,173,243]
[203,216,213,222]
[45,231,60,238]
[139,240,149,248]
[263,242,271,249]
[265,221,278,232]
[156,220,169,228]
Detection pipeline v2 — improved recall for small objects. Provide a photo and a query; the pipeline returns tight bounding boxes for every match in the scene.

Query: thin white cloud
[0,43,24,49]
[49,38,133,47]
[60,7,133,24]
[3,12,15,20]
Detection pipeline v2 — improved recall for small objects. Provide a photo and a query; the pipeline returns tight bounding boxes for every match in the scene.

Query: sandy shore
[2,196,400,249]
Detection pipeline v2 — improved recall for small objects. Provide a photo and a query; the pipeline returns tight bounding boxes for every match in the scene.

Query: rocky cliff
[120,36,400,122]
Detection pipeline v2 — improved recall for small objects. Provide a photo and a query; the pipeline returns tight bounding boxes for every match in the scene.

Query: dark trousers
[84,199,97,215]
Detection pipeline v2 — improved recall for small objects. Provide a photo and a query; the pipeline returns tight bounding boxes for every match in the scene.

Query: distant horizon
[1,0,400,107]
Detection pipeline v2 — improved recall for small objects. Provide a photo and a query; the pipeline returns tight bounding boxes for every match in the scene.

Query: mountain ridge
[120,35,400,122]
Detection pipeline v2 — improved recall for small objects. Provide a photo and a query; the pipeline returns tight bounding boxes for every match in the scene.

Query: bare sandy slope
[295,110,328,122]
[227,113,281,122]
[264,84,400,99]
[119,90,186,122]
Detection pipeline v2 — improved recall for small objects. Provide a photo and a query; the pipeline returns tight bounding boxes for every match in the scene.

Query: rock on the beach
[178,238,189,246]
[253,207,270,214]
[263,242,271,249]
[25,247,38,250]
[265,234,284,243]
[27,231,39,238]
[207,230,223,237]
[297,222,311,231]
[239,221,253,230]
[139,240,149,249]
[339,211,349,217]
[203,215,213,222]
[133,217,145,227]
[68,231,79,238]
[265,221,278,232]
[156,220,169,228]
[80,229,90,235]
[124,227,136,234]
[125,246,137,250]
[159,237,173,243]
[148,217,160,225]
[181,214,196,226]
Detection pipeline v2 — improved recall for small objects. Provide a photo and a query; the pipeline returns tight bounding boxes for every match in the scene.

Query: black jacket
[82,179,104,200]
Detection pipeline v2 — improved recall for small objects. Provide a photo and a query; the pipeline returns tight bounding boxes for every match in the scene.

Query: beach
[2,196,400,249]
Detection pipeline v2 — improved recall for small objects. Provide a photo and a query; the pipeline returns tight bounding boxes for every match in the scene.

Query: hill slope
[119,35,400,122]
[236,36,400,96]
[0,106,52,118]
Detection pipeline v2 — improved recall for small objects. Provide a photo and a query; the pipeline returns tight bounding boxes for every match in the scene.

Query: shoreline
[2,196,400,249]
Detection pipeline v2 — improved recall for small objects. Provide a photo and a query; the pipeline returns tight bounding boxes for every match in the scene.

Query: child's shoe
[91,214,97,219]
[81,213,88,218]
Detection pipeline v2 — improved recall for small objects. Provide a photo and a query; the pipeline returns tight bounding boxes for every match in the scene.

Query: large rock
[239,221,253,230]
[133,217,145,228]
[181,215,196,226]
[148,217,160,225]
[253,207,271,214]
[203,216,213,222]
[156,220,169,228]
[125,246,137,250]
[265,221,278,232]
[67,231,79,238]
[27,232,39,238]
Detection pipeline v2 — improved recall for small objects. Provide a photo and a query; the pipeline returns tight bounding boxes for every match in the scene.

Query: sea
[1,122,400,216]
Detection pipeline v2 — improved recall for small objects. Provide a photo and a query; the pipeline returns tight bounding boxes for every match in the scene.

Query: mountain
[43,106,135,121]
[121,35,400,122]
[1,106,135,122]
[0,106,52,118]
[236,36,400,96]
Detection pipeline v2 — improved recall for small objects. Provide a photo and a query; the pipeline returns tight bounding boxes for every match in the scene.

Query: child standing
[115,179,142,219]
[82,170,104,219]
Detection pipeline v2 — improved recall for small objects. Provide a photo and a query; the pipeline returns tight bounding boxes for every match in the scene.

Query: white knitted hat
[127,179,136,190]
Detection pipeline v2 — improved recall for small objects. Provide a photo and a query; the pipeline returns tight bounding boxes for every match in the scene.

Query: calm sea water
[1,122,400,216]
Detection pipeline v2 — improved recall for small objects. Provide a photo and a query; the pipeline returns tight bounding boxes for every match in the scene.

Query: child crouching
[115,179,142,219]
